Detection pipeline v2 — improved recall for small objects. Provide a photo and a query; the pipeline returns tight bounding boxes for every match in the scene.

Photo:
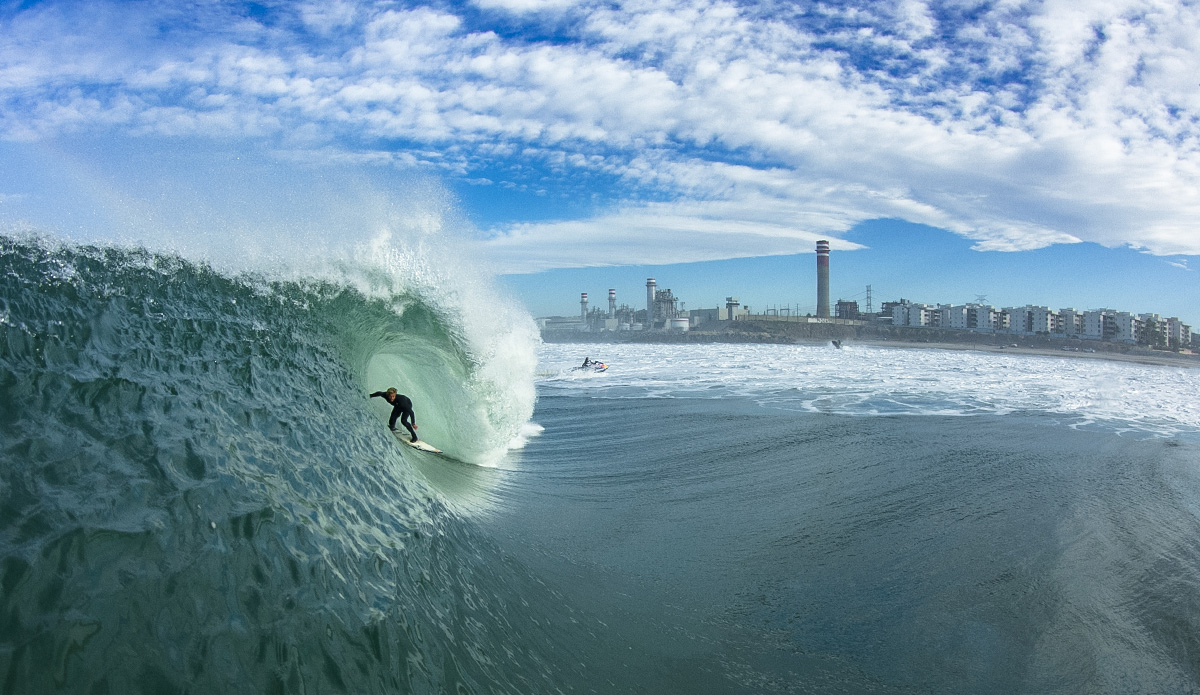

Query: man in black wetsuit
[369,387,419,442]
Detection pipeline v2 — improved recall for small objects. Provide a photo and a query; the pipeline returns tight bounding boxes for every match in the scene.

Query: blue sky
[501,220,1200,319]
[1,0,1198,324]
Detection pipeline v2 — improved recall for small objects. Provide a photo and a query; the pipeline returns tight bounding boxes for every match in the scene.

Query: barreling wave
[0,235,570,693]
[1,235,538,465]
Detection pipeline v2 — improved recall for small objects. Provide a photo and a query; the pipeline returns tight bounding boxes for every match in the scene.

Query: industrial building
[544,282,757,334]
[835,300,859,320]
[538,236,1195,350]
[816,240,830,318]
[543,241,881,335]
[554,240,836,333]
[645,278,686,329]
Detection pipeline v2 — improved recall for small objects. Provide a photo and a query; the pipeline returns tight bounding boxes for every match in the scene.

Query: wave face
[0,236,556,693]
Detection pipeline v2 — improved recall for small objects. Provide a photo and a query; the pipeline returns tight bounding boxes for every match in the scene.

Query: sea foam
[538,342,1200,439]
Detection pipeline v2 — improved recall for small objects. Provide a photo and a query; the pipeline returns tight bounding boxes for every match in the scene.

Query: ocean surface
[4,236,1200,694]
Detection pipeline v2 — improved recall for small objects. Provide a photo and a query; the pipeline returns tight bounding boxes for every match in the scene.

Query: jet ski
[573,358,609,372]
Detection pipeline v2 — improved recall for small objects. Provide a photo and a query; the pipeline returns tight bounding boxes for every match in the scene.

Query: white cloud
[472,0,580,13]
[481,200,864,274]
[0,0,1198,270]
[299,1,358,34]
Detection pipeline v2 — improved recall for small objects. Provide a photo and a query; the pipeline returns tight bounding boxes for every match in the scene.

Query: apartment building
[888,299,1190,346]
[1166,318,1192,348]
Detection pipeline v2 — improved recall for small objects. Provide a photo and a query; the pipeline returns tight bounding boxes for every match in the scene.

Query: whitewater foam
[538,342,1200,439]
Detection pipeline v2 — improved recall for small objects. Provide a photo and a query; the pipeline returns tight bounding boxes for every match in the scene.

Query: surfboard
[393,430,443,454]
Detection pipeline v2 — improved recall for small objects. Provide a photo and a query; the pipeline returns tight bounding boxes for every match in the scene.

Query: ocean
[3,236,1200,694]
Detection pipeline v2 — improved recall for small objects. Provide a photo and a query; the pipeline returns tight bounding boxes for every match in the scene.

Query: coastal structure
[722,297,749,321]
[645,278,657,328]
[816,240,830,318]
[545,273,1195,351]
[889,300,1193,347]
[835,300,859,320]
[653,287,680,327]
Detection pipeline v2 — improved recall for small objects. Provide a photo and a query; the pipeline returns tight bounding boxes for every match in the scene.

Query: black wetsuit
[370,391,417,441]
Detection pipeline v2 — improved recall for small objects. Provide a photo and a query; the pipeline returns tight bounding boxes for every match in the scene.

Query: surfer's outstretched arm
[368,391,386,399]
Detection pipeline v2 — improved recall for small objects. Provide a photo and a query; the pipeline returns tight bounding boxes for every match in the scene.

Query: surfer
[581,356,593,368]
[369,388,419,442]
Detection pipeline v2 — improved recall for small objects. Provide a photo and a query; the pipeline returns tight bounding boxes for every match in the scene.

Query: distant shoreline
[850,339,1199,369]
[541,320,1200,369]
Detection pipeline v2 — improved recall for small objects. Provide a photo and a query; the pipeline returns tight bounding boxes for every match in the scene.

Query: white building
[1004,307,1030,333]
[883,298,1187,346]
[1139,313,1166,346]
[1058,309,1082,336]
[967,305,996,331]
[1167,318,1192,348]
[997,305,1056,334]
[1029,306,1056,334]
[943,305,969,330]
[914,303,938,326]
[892,301,937,327]
[1110,312,1141,343]
[718,297,749,321]
[1083,310,1110,339]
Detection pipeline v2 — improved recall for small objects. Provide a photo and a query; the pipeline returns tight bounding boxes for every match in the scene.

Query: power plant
[645,278,656,327]
[816,240,830,318]
[537,239,1199,351]
[544,242,840,332]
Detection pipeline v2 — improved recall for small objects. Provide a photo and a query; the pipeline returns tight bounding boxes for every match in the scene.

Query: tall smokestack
[581,292,588,322]
[608,289,616,318]
[816,240,830,318]
[646,278,657,328]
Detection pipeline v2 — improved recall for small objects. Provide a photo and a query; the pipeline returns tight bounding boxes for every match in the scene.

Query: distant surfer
[369,388,419,442]
[581,356,593,368]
